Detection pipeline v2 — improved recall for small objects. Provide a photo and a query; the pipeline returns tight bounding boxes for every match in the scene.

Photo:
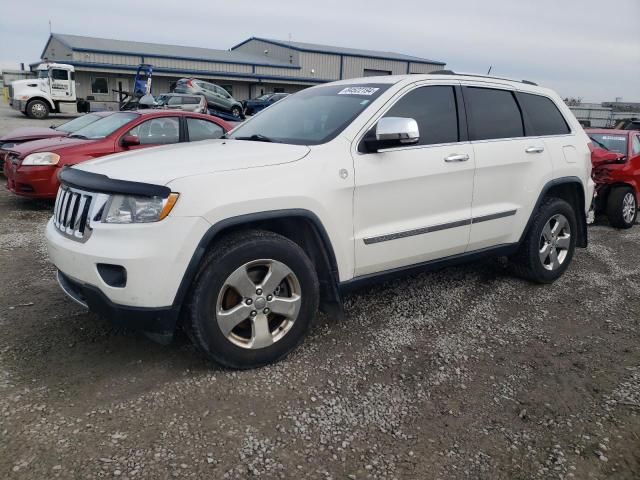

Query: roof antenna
[487,65,493,75]
[288,33,292,42]
[49,19,52,34]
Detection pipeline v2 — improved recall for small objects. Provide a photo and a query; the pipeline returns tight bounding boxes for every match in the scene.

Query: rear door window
[518,93,570,136]
[183,96,201,105]
[166,96,182,106]
[187,118,225,141]
[383,85,459,146]
[465,87,524,140]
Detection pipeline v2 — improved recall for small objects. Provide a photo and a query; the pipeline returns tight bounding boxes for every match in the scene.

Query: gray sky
[1,0,638,102]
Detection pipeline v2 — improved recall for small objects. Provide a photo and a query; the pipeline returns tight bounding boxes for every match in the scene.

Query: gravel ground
[0,102,639,479]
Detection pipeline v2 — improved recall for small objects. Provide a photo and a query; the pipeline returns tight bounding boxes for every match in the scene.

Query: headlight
[22,152,60,166]
[103,193,179,224]
[0,142,18,150]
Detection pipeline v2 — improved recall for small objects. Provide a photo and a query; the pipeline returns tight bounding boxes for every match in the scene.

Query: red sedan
[4,110,231,200]
[587,128,640,228]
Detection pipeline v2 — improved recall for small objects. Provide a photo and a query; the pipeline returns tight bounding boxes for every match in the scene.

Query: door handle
[525,146,545,154]
[444,153,470,162]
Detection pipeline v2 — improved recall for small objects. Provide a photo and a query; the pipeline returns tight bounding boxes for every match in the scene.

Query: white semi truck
[10,63,90,119]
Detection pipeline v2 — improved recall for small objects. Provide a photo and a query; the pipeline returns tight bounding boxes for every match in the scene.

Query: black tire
[511,197,577,284]
[26,99,50,119]
[231,105,242,118]
[606,186,637,229]
[187,230,319,369]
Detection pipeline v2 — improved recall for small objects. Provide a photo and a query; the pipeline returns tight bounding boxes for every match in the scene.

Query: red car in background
[587,128,640,228]
[0,112,111,171]
[4,110,231,200]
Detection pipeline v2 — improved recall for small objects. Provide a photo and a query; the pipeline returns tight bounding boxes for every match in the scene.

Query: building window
[273,87,285,93]
[363,69,392,77]
[91,77,109,94]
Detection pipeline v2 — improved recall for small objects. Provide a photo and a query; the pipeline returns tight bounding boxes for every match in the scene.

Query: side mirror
[364,117,420,153]
[121,135,140,147]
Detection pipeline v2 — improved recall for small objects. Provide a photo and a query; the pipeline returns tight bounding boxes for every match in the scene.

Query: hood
[11,78,46,96]
[8,136,97,158]
[0,126,64,143]
[75,139,310,185]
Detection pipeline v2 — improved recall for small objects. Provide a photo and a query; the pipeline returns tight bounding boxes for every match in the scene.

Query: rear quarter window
[465,87,524,141]
[517,93,570,136]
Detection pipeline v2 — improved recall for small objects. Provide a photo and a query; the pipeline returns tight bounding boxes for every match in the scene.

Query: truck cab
[11,63,89,119]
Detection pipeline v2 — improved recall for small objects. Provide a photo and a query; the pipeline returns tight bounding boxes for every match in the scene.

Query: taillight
[186,79,193,87]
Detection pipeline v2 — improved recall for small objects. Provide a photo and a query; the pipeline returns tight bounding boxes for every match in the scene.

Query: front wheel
[187,230,319,369]
[26,99,50,119]
[607,186,637,229]
[511,198,577,283]
[231,106,242,118]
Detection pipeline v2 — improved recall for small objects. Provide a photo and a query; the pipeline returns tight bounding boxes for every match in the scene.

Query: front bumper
[4,163,60,199]
[11,100,26,112]
[56,270,179,338]
[46,214,211,319]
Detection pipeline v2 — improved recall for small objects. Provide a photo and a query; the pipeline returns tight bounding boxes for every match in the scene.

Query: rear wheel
[231,105,242,118]
[511,198,577,283]
[26,99,50,119]
[607,186,637,229]
[188,230,319,369]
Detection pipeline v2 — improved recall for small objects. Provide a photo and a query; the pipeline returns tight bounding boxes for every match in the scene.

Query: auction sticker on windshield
[338,87,380,96]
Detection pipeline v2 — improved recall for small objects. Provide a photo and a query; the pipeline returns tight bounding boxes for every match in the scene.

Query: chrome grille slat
[52,186,100,243]
[65,193,79,233]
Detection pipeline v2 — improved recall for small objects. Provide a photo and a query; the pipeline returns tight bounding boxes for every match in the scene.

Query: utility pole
[487,65,493,75]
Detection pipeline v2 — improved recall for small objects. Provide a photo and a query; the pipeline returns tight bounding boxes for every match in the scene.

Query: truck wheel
[607,186,637,229]
[511,198,577,284]
[187,230,319,369]
[26,100,50,119]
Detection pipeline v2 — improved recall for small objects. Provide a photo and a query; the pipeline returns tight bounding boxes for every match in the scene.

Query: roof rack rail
[427,70,538,86]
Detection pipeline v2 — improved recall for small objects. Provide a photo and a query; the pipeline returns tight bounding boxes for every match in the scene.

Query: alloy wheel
[539,214,571,271]
[216,259,301,349]
[622,192,636,224]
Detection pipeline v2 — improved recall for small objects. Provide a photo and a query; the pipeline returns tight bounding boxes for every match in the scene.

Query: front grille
[53,186,96,241]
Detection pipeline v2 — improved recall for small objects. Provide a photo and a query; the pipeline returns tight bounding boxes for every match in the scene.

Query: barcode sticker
[338,87,380,96]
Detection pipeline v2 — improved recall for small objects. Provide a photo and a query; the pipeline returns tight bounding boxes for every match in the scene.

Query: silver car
[155,93,207,114]
[174,79,244,118]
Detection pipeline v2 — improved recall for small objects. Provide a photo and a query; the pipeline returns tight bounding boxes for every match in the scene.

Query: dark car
[243,93,290,116]
[0,112,111,170]
[4,110,231,199]
[173,78,244,118]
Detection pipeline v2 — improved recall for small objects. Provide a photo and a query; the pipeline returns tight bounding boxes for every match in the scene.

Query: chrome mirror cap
[376,117,420,144]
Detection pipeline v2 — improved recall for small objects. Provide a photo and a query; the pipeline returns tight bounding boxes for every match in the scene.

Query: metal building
[36,33,445,109]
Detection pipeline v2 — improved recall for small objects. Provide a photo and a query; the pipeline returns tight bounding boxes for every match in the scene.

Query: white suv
[46,72,594,368]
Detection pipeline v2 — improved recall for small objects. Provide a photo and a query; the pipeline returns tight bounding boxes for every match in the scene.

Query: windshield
[256,94,272,101]
[229,84,391,145]
[589,134,628,155]
[55,113,104,133]
[70,112,138,139]
[37,70,49,79]
[155,95,172,106]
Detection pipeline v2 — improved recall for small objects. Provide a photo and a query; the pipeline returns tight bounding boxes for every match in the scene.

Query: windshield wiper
[69,134,89,139]
[589,137,609,151]
[234,134,275,143]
